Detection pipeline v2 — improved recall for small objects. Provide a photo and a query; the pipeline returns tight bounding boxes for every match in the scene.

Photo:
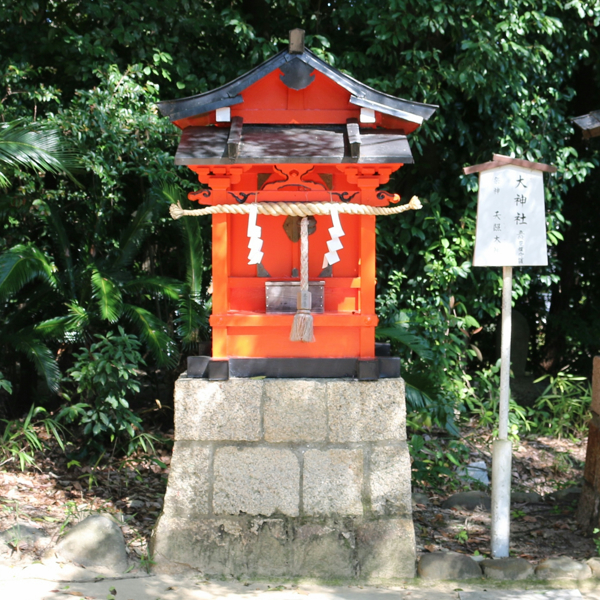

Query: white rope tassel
[290,217,315,343]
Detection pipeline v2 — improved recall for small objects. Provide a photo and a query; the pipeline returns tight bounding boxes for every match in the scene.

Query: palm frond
[375,326,433,360]
[6,329,61,392]
[180,211,204,294]
[155,182,204,294]
[123,304,179,368]
[113,196,160,271]
[64,301,89,331]
[122,275,181,300]
[41,200,76,298]
[155,182,185,206]
[34,316,72,340]
[90,268,122,323]
[0,244,58,301]
[175,289,208,348]
[0,119,81,187]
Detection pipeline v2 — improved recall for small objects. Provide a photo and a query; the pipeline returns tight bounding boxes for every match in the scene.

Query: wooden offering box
[158,30,436,379]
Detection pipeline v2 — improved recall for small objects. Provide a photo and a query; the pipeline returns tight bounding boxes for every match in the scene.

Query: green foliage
[59,327,149,455]
[456,526,469,545]
[593,528,600,557]
[464,363,591,441]
[0,191,182,397]
[0,119,80,187]
[409,433,470,492]
[155,183,209,351]
[375,310,459,431]
[531,370,592,438]
[0,404,65,471]
[0,0,600,458]
[0,371,11,394]
[464,361,532,440]
[376,310,434,361]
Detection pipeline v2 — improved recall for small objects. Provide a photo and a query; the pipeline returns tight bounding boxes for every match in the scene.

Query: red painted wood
[176,59,413,360]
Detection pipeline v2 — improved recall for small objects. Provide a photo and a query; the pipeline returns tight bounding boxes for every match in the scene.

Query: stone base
[151,376,415,579]
[152,515,415,578]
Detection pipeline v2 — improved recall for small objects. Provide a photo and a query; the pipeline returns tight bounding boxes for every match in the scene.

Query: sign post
[464,154,556,558]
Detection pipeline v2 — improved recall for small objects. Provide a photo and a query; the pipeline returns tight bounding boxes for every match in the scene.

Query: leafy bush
[464,360,532,440]
[59,327,150,456]
[409,433,471,492]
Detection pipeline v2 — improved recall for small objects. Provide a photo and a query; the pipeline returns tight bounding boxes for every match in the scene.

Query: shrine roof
[174,124,413,165]
[463,154,557,175]
[572,110,600,139]
[157,48,437,125]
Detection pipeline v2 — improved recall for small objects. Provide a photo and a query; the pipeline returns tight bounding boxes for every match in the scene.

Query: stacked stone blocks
[151,377,415,578]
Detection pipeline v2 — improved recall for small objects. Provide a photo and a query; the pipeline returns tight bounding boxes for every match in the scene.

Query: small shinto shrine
[152,31,436,579]
[158,29,436,380]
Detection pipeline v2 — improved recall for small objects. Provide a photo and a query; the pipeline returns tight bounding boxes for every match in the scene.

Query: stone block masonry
[151,377,415,579]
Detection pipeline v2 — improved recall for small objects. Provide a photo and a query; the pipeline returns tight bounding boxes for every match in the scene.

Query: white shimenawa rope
[169,197,422,220]
[176,196,423,344]
[289,216,314,343]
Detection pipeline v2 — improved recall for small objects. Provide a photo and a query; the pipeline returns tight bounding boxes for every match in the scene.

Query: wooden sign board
[473,165,548,267]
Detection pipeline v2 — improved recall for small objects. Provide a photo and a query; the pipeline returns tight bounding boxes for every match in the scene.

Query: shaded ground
[0,424,596,566]
[0,430,174,564]
[413,428,596,561]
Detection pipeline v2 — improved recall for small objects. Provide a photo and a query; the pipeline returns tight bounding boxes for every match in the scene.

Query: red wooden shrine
[158,30,436,378]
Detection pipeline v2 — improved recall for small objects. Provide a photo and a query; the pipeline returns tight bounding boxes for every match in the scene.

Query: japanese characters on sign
[473,165,548,267]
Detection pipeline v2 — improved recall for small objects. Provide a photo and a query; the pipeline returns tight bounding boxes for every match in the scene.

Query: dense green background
[1,0,600,447]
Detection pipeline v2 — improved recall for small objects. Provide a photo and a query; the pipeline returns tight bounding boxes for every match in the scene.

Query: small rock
[441,491,491,511]
[53,514,128,572]
[0,524,49,546]
[418,552,482,580]
[480,557,534,580]
[412,493,429,507]
[511,491,542,504]
[587,557,600,578]
[0,524,50,554]
[535,556,592,580]
[457,461,490,486]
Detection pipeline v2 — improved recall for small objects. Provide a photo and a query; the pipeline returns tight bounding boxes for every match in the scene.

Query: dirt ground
[413,428,597,562]
[0,424,596,566]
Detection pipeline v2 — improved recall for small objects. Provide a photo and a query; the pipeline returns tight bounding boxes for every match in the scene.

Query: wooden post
[359,214,376,358]
[212,213,229,358]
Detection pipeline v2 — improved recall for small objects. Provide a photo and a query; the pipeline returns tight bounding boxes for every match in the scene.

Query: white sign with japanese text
[473,165,548,267]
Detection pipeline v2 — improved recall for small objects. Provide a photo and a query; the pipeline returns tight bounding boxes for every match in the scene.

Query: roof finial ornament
[289,28,305,54]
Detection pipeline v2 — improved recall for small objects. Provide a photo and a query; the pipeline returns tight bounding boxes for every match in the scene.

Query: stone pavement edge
[4,563,600,600]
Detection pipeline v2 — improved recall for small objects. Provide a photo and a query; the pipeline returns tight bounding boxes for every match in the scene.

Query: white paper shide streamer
[247,204,263,265]
[322,205,345,268]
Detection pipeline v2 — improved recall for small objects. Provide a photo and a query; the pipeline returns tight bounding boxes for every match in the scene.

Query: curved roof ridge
[157,48,437,124]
